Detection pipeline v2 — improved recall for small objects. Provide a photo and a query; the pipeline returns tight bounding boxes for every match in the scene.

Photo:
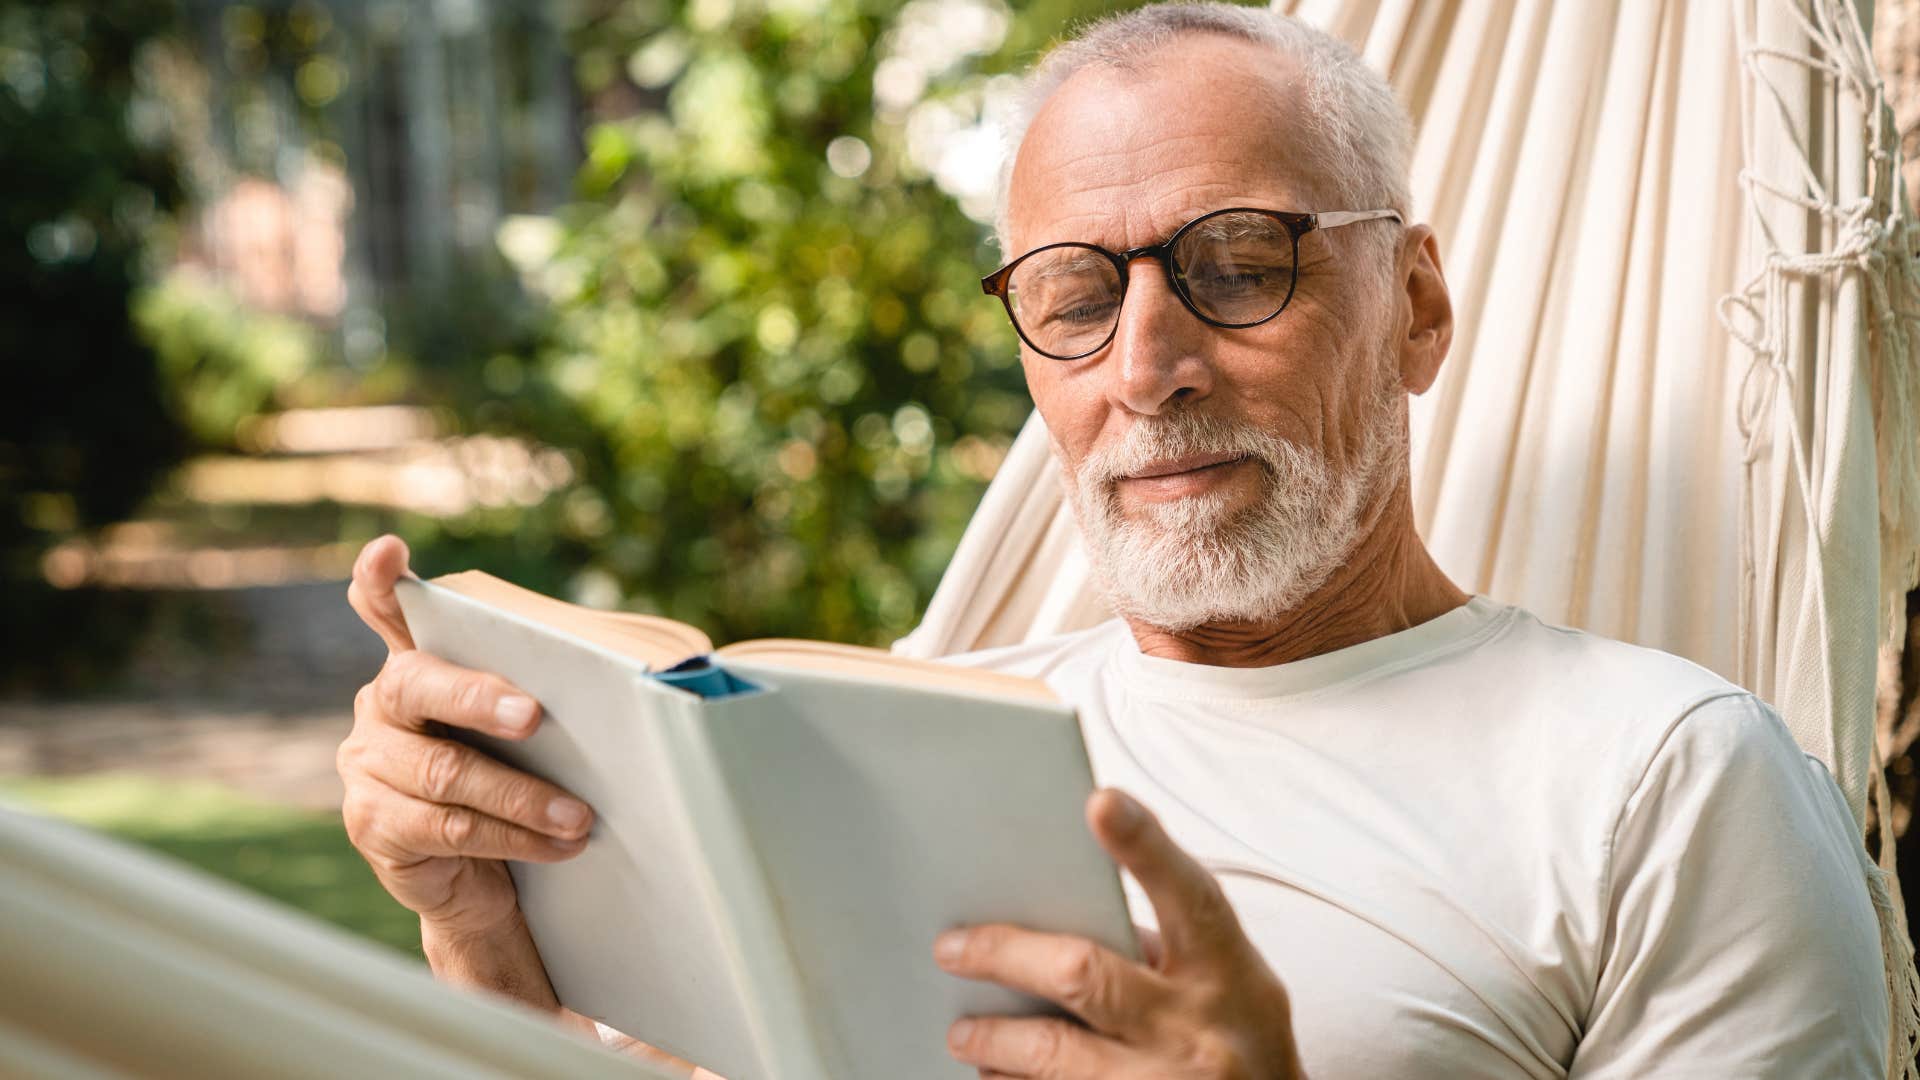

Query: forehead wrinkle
[1013,164,1305,253]
[1019,136,1295,206]
[1009,102,1316,256]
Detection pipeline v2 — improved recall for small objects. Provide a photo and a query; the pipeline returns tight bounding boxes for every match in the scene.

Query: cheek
[1211,334,1328,424]
[1022,354,1108,457]
[1211,317,1372,446]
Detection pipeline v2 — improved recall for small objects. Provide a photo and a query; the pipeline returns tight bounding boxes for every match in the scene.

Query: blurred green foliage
[135,274,323,446]
[405,1,1007,643]
[0,2,186,688]
[410,0,1134,645]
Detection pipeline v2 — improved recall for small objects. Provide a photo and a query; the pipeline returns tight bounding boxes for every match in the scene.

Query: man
[340,3,1890,1076]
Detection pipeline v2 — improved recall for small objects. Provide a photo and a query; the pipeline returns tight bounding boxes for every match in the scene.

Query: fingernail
[1110,790,1143,829]
[495,695,538,733]
[948,1018,974,1048]
[547,797,591,833]
[934,930,967,966]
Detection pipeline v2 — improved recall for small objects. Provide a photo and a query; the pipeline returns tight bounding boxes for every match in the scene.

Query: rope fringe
[1720,1,1920,1075]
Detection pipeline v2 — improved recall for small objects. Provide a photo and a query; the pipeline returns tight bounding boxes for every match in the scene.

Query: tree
[432,0,1085,645]
[0,1,186,687]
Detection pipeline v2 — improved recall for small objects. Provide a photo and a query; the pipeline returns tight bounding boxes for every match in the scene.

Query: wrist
[420,904,528,953]
[419,906,559,1012]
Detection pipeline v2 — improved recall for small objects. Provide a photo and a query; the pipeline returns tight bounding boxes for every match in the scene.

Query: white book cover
[396,575,1137,1080]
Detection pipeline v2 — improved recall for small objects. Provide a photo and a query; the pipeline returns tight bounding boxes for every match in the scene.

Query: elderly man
[340,3,1890,1077]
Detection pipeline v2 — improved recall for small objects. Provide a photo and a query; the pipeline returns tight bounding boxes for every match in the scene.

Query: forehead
[1006,34,1318,254]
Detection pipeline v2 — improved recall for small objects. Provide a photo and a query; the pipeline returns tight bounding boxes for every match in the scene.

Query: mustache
[1075,411,1287,487]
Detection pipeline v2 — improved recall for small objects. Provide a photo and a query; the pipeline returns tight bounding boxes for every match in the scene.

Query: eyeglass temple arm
[1313,208,1404,230]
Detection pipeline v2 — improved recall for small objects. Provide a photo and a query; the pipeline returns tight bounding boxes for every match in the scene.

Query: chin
[1089,511,1351,633]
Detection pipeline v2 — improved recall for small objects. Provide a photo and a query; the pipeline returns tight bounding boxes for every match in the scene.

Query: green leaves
[494,0,1032,645]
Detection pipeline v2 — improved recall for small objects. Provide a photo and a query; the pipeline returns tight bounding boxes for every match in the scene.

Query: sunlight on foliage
[422,0,1054,646]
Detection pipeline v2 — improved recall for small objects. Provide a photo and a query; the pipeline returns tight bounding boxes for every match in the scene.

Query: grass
[0,773,423,958]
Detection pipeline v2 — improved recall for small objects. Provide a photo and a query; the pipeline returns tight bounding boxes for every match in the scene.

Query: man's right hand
[339,537,722,1076]
[338,535,595,941]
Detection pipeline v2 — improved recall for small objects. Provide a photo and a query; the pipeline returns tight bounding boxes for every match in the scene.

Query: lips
[1119,451,1249,481]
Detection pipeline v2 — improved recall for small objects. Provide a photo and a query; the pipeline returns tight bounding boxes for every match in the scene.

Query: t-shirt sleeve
[1567,692,1887,1078]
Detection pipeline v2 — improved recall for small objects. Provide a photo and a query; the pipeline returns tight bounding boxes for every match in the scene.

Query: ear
[1396,224,1453,396]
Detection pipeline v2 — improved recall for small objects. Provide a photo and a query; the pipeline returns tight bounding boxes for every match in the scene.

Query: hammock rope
[1721,1,1920,1072]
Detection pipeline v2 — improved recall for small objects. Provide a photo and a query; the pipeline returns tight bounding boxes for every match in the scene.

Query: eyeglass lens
[1005,210,1299,359]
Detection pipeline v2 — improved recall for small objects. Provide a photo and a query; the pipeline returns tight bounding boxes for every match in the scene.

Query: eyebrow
[1025,249,1114,279]
[1184,215,1276,243]
[1080,207,1287,252]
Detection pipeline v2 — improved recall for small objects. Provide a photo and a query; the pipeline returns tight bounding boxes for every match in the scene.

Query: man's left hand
[933,788,1304,1079]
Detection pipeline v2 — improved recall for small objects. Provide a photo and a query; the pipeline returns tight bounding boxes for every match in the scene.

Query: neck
[1124,481,1469,668]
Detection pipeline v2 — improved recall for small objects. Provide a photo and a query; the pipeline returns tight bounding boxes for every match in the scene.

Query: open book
[395,571,1137,1080]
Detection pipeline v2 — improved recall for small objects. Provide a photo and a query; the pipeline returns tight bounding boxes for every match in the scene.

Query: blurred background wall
[3,0,1920,962]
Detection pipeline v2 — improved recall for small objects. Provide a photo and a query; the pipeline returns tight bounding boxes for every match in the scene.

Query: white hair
[993,2,1413,254]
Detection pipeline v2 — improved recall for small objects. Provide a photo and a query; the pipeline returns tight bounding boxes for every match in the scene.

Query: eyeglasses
[981,206,1403,361]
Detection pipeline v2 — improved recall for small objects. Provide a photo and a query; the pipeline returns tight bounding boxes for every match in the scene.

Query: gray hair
[994,2,1413,255]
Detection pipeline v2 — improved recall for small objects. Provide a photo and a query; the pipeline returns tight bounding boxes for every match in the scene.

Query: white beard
[1059,385,1405,634]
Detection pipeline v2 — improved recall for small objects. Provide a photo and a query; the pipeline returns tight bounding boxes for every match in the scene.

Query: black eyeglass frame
[980,205,1404,361]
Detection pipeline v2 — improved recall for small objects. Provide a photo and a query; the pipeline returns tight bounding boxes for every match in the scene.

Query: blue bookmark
[652,655,760,699]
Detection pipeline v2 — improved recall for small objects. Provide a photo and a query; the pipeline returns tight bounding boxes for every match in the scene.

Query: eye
[1047,295,1120,326]
[1207,270,1269,287]
[1193,266,1283,294]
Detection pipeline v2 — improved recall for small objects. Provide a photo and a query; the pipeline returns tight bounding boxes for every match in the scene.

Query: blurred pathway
[0,580,383,812]
[0,703,349,811]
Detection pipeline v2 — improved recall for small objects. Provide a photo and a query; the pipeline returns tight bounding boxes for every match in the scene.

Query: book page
[715,639,1056,705]
[427,571,1054,711]
[430,570,712,670]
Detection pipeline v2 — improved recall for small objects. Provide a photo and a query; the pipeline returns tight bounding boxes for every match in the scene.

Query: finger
[375,649,542,738]
[1087,789,1243,968]
[934,924,1166,1037]
[947,1014,1130,1078]
[359,728,593,841]
[348,534,416,653]
[354,782,588,865]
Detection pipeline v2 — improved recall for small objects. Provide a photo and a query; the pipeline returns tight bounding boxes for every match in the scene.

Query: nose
[1108,257,1214,416]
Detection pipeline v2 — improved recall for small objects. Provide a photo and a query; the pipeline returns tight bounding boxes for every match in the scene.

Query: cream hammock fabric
[0,801,667,1079]
[5,3,1916,1078]
[897,0,1920,1073]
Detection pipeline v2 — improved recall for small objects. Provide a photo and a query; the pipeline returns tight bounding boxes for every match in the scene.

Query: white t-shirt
[947,596,1887,1078]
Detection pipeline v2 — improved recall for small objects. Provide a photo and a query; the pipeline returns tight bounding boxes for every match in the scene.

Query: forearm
[420,909,580,1026]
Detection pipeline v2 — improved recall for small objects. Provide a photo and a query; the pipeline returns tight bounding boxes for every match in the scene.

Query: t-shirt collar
[1111,595,1510,703]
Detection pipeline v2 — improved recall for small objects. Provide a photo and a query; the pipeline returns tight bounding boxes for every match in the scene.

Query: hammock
[897,0,1920,1074]
[6,3,1917,1077]
[0,801,668,1079]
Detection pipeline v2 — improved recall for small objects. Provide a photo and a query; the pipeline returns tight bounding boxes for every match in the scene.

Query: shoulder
[1450,605,1785,791]
[1407,603,1849,859]
[1612,688,1863,871]
[1463,612,1885,1070]
[1377,605,1847,875]
[1471,603,1748,722]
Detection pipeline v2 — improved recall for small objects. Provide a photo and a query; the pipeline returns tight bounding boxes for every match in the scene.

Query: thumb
[346,534,417,654]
